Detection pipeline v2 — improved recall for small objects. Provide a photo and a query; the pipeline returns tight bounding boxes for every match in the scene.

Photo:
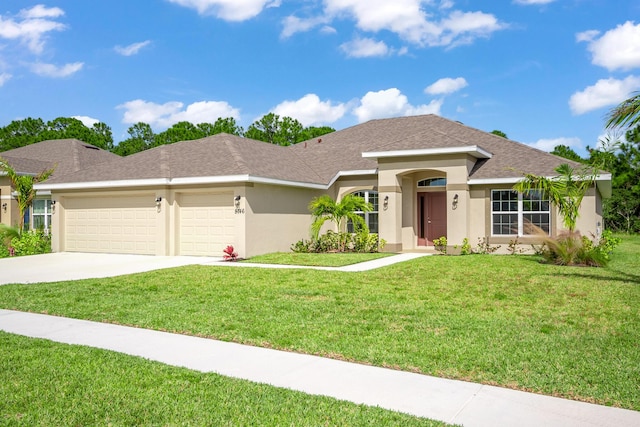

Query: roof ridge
[224,136,249,173]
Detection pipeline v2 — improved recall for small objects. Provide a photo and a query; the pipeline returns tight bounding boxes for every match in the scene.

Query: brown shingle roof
[1,139,120,177]
[43,133,325,185]
[38,115,585,188]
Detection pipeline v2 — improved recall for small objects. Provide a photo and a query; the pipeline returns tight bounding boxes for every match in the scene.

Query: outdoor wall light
[452,194,459,210]
[234,195,241,207]
[155,197,162,203]
[383,195,389,209]
[51,200,56,213]
[1,203,6,213]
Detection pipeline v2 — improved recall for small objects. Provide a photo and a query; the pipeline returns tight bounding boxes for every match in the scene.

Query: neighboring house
[26,115,610,258]
[0,139,120,232]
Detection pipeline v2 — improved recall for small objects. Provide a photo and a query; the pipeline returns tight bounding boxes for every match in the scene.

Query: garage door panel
[65,196,157,255]
[179,193,235,256]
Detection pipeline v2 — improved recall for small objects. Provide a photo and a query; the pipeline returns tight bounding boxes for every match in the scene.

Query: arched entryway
[416,177,447,246]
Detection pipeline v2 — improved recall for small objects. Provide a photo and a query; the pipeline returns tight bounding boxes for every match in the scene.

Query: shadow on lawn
[552,268,640,286]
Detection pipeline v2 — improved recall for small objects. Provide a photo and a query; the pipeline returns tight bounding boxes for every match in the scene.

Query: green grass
[0,235,638,410]
[0,332,448,426]
[244,251,394,266]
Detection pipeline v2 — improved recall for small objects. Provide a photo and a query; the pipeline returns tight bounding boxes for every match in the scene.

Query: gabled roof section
[41,133,326,189]
[291,114,584,181]
[34,115,597,191]
[0,139,120,177]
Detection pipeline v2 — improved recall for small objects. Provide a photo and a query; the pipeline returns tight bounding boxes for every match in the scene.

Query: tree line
[0,113,335,156]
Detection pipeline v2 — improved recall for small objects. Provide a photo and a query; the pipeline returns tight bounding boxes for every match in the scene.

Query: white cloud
[527,137,580,152]
[0,72,12,86]
[72,116,100,127]
[569,76,640,115]
[114,40,151,56]
[575,29,599,43]
[324,0,504,46]
[118,99,240,129]
[20,5,64,19]
[285,1,505,48]
[0,5,66,54]
[272,94,347,126]
[353,88,442,122]
[582,21,640,71]
[167,0,280,21]
[281,15,330,38]
[513,0,555,5]
[30,62,84,78]
[340,37,390,58]
[425,77,468,95]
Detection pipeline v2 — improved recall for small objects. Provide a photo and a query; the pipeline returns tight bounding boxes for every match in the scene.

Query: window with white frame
[491,190,550,235]
[346,190,378,233]
[417,177,446,187]
[31,199,52,231]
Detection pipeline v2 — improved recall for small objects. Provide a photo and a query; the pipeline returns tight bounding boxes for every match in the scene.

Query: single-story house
[4,115,611,257]
[0,138,120,231]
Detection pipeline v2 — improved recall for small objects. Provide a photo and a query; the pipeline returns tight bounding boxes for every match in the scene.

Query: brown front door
[417,192,447,246]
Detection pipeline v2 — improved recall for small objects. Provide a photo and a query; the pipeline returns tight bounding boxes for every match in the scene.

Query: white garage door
[65,196,157,255]
[179,193,235,256]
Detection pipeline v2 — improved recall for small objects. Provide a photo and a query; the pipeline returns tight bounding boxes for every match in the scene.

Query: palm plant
[606,91,640,130]
[513,164,597,233]
[0,223,20,256]
[308,194,372,239]
[0,156,54,232]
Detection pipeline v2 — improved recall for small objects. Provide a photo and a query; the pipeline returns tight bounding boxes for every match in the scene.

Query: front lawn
[0,235,638,410]
[244,251,393,266]
[0,332,446,426]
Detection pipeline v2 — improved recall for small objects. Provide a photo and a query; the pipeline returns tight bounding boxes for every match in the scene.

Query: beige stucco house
[1,139,120,232]
[2,115,611,258]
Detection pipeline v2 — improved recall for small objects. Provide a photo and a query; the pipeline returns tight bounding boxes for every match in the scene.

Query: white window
[417,177,446,187]
[347,190,378,233]
[491,190,550,236]
[31,199,52,231]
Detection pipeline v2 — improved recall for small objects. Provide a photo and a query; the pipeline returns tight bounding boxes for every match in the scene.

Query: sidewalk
[1,309,638,427]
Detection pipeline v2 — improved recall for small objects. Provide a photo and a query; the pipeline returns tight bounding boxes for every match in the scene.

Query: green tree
[206,117,244,136]
[513,164,597,233]
[114,122,156,156]
[0,118,47,151]
[491,130,507,138]
[592,125,640,233]
[0,157,54,232]
[154,121,203,146]
[300,126,335,141]
[606,91,640,130]
[551,145,584,163]
[308,194,372,239]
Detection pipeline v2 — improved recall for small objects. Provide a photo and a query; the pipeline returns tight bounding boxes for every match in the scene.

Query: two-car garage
[60,192,236,257]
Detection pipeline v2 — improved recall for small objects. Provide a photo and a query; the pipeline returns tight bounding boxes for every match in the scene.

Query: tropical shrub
[291,231,385,253]
[222,245,238,261]
[533,228,620,267]
[0,229,51,258]
[433,236,447,254]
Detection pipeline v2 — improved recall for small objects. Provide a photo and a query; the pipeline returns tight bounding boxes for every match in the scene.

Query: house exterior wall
[243,183,325,258]
[0,177,15,227]
[375,154,471,252]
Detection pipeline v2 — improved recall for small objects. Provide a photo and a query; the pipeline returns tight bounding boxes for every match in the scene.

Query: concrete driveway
[0,252,222,285]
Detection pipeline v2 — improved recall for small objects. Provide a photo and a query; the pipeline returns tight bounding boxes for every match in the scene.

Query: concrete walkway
[0,252,430,285]
[1,309,638,427]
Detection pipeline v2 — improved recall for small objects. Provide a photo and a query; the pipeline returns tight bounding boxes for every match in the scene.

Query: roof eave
[362,145,493,159]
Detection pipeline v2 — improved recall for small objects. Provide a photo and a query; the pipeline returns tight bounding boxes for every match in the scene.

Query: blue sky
[1,1,639,155]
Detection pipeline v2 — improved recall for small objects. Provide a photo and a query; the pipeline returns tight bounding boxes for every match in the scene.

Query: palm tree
[513,164,597,233]
[308,194,372,239]
[0,156,54,232]
[606,91,640,130]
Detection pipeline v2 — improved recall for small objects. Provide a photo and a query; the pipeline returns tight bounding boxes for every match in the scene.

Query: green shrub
[4,230,52,257]
[433,236,447,254]
[291,231,385,253]
[474,237,501,254]
[537,230,620,267]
